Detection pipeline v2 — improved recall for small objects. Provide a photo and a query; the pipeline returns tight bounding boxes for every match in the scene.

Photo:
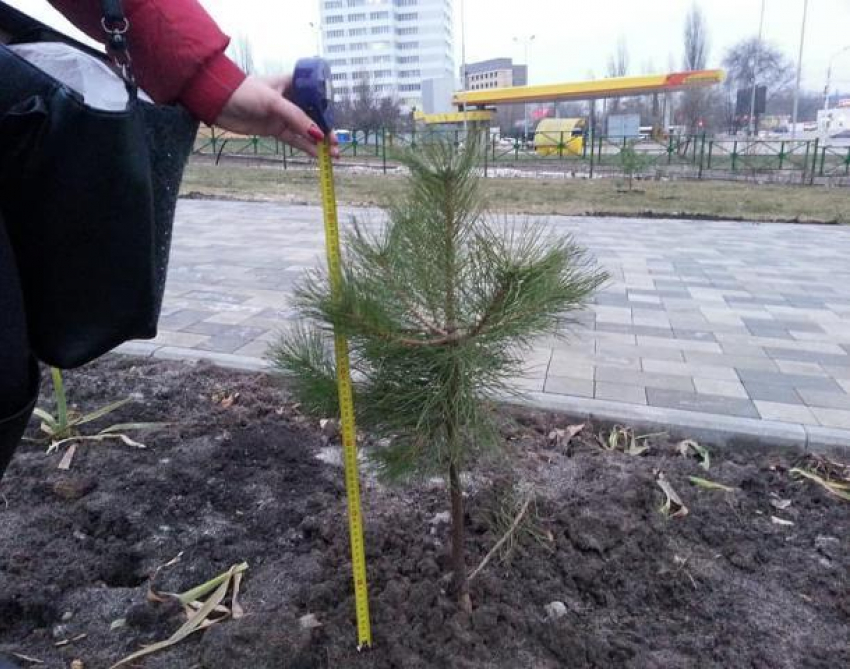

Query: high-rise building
[319,0,454,110]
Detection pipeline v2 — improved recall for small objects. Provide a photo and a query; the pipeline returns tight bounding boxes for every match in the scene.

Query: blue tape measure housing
[292,57,334,133]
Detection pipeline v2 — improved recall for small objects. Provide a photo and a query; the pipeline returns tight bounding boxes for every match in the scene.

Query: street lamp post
[825,46,850,111]
[791,0,809,139]
[748,0,766,137]
[513,34,535,143]
[308,21,321,57]
[460,0,467,136]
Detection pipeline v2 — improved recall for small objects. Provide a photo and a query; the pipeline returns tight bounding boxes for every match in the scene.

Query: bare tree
[722,38,794,131]
[681,3,710,133]
[334,77,401,142]
[683,3,709,71]
[227,34,255,75]
[607,37,629,114]
[607,36,629,78]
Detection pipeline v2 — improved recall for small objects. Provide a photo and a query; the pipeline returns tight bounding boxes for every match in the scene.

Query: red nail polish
[308,125,324,142]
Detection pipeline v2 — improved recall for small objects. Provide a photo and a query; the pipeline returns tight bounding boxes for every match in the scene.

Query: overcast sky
[13,0,850,93]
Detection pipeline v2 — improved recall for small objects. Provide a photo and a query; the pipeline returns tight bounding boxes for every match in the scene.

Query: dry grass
[181,160,849,224]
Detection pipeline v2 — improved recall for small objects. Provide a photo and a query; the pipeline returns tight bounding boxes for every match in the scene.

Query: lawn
[181,159,850,224]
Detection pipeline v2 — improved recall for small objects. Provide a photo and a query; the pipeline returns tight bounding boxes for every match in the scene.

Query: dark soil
[1,356,847,669]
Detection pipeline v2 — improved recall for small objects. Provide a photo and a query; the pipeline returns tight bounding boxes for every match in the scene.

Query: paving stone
[544,376,594,398]
[158,309,213,330]
[234,339,274,358]
[196,335,265,354]
[595,323,672,338]
[151,330,210,348]
[591,331,637,345]
[693,378,749,399]
[183,322,267,340]
[736,368,844,392]
[763,347,850,366]
[745,325,795,340]
[754,401,817,424]
[775,360,827,377]
[635,335,723,354]
[717,343,770,358]
[598,342,685,362]
[672,329,717,342]
[742,383,804,404]
[510,375,546,392]
[822,365,850,380]
[547,356,594,380]
[646,388,759,418]
[182,290,252,304]
[811,407,850,430]
[771,320,824,333]
[796,389,850,410]
[595,367,694,392]
[642,359,738,381]
[594,382,647,405]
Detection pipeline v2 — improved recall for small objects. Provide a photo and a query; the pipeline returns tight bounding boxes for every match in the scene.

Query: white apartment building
[319,0,455,110]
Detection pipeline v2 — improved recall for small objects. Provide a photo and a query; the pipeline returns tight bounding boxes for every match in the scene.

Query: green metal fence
[193,128,850,185]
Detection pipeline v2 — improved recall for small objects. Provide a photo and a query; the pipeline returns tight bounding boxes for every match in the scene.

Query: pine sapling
[271,136,607,608]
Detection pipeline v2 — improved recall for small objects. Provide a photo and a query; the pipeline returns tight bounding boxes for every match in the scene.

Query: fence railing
[192,127,850,185]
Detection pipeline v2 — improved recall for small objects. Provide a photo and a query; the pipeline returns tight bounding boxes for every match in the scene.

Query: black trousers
[0,209,39,480]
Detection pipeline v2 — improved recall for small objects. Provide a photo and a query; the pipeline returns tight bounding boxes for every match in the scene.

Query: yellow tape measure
[317,138,372,649]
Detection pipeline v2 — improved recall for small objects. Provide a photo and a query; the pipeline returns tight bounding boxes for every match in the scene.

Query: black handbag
[0,0,198,369]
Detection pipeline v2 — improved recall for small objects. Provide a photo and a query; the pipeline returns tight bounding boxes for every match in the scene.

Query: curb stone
[113,347,850,455]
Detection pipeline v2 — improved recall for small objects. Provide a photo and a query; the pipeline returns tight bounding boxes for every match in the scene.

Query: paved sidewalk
[122,199,850,449]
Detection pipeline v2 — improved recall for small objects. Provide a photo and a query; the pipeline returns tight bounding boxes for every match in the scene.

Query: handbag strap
[101,0,125,26]
[99,0,131,76]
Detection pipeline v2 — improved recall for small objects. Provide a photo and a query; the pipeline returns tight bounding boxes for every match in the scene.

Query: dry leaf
[548,423,584,448]
[677,439,710,470]
[655,470,689,518]
[790,467,850,502]
[110,563,245,668]
[11,653,44,665]
[57,443,77,470]
[771,516,795,526]
[231,570,245,620]
[689,476,735,492]
[536,449,559,462]
[220,393,239,408]
[770,496,792,510]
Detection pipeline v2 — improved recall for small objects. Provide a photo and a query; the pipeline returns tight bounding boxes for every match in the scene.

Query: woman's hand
[214,75,338,158]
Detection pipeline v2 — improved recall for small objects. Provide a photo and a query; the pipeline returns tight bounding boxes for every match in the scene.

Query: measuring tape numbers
[317,138,372,650]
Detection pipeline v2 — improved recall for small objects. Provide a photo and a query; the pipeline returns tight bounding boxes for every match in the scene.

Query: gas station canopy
[452,69,725,107]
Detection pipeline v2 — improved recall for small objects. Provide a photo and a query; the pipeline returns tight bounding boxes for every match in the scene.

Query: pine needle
[469,492,533,582]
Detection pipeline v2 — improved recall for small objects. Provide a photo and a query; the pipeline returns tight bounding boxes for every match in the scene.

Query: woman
[0,0,335,480]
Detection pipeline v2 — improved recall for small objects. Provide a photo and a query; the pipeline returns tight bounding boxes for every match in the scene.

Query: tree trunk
[448,460,472,612]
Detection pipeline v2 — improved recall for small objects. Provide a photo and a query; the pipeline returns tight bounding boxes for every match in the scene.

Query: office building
[463,57,527,91]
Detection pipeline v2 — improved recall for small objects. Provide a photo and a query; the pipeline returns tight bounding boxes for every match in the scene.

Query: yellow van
[534,118,586,156]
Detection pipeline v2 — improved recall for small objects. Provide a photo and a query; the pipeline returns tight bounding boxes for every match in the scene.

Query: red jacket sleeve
[48,0,246,124]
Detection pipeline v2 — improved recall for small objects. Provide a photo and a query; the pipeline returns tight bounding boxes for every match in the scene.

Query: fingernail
[308,125,324,142]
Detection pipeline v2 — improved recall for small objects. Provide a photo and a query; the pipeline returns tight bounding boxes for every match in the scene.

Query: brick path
[125,199,850,434]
